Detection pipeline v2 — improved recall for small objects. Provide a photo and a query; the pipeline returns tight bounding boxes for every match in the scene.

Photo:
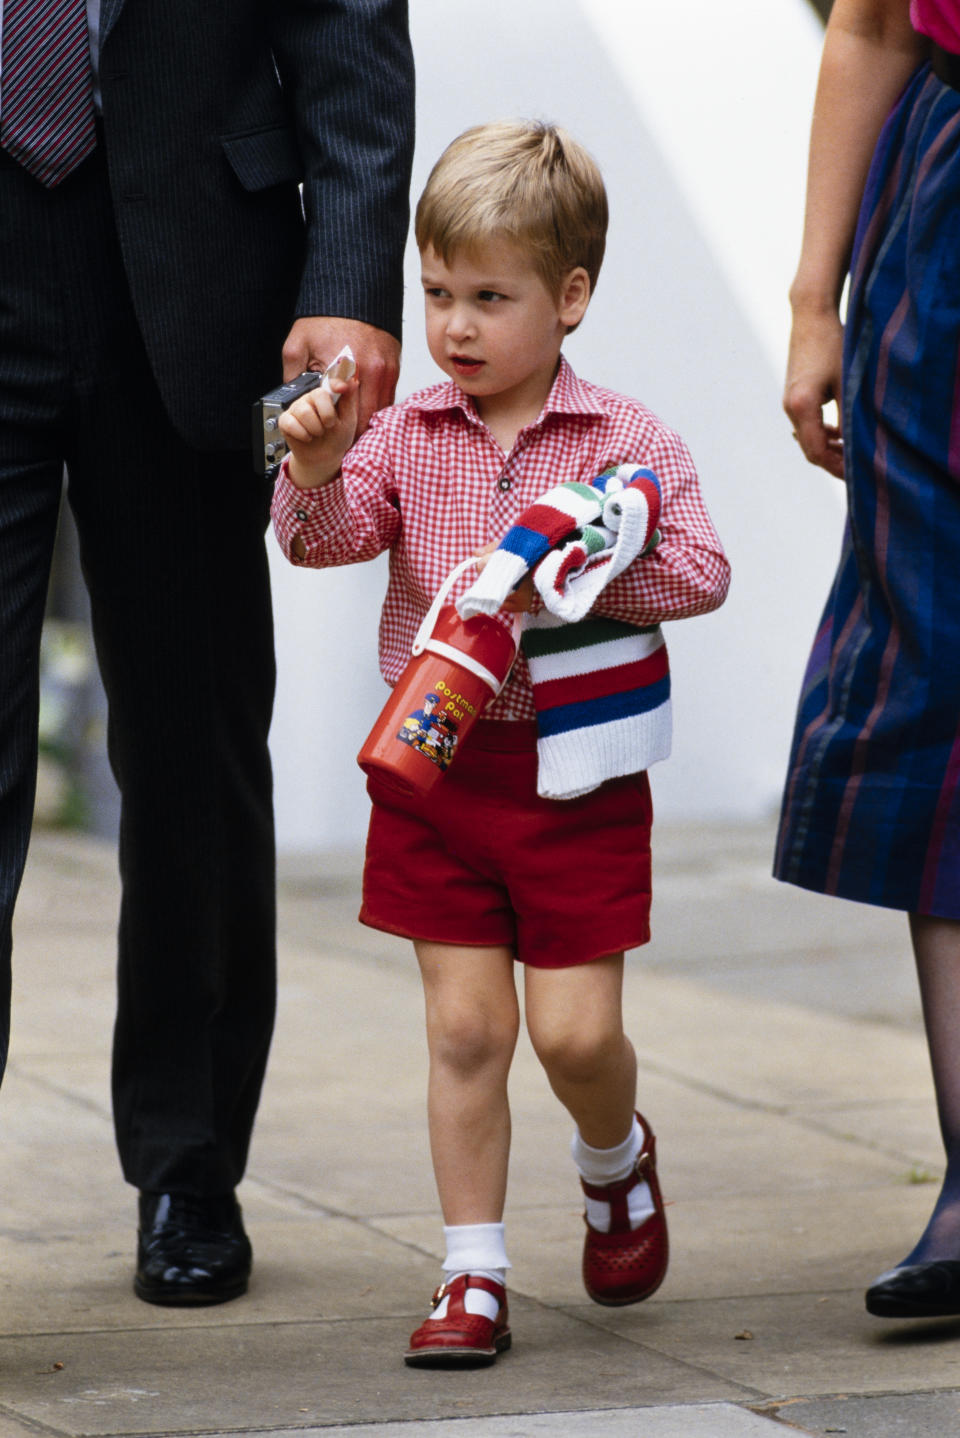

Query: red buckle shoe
[580,1113,669,1306]
[404,1274,511,1367]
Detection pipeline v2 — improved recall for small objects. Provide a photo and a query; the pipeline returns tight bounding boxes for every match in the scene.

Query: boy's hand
[282,318,399,437]
[277,374,359,490]
[501,575,535,613]
[473,540,536,613]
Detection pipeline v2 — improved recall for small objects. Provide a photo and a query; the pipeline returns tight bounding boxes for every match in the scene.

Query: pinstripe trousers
[0,141,278,1195]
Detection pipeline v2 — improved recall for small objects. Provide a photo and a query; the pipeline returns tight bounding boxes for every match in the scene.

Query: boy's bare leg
[524,954,637,1146]
[414,941,520,1224]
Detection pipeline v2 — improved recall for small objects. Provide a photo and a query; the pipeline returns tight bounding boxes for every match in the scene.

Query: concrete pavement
[1,821,958,1437]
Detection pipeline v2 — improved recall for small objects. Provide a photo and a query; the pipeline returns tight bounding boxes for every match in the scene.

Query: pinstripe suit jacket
[95,0,414,449]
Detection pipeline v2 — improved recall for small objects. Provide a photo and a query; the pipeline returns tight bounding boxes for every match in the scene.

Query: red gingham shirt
[271,357,730,720]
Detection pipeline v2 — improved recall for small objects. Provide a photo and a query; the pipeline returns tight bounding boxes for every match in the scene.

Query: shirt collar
[410,355,607,428]
[544,355,607,419]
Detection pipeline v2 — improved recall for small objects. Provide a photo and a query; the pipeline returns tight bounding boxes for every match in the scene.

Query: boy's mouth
[450,355,484,377]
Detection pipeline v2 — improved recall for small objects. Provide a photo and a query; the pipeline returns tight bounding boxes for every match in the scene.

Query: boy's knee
[533,1023,621,1086]
[431,1008,518,1077]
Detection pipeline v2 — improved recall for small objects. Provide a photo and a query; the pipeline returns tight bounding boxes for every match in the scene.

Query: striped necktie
[1,0,97,187]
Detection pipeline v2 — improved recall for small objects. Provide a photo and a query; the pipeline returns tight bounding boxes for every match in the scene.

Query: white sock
[428,1223,509,1322]
[571,1117,655,1234]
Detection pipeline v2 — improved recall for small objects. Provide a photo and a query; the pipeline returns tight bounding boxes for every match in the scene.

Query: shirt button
[294,509,309,521]
[497,475,511,492]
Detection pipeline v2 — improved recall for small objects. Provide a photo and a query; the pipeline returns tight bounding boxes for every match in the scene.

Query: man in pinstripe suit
[0,0,414,1304]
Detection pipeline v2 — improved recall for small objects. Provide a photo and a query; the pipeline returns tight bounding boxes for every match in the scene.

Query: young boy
[271,120,730,1366]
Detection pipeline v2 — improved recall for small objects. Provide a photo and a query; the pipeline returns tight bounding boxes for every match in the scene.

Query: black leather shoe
[134,1191,252,1306]
[865,1261,960,1318]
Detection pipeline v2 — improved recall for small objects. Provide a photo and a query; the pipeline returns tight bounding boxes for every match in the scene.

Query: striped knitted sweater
[458,465,671,799]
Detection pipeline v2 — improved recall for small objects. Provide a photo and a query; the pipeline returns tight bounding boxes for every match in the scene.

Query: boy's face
[420,238,589,428]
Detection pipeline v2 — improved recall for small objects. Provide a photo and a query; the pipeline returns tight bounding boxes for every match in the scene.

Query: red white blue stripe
[524,617,671,799]
[0,0,97,187]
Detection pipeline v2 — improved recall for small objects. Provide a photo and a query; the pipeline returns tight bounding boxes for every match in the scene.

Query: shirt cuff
[270,456,351,565]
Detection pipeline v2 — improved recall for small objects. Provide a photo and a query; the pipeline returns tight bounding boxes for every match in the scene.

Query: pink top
[271,357,730,721]
[912,0,960,54]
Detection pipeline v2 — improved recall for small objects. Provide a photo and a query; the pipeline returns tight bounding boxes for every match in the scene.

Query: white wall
[268,0,842,851]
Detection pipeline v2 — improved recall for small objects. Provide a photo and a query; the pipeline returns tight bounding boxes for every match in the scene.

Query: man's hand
[282,317,400,436]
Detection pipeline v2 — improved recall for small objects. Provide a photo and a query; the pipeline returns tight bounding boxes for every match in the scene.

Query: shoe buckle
[430,1282,447,1309]
[635,1148,652,1178]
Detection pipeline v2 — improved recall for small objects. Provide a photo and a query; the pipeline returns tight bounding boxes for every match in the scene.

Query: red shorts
[360,720,653,969]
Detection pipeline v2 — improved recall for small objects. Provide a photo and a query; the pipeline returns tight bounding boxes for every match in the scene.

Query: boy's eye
[478,290,505,303]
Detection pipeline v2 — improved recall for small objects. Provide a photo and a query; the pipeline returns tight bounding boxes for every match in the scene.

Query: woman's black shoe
[134,1191,252,1306]
[865,1261,960,1318]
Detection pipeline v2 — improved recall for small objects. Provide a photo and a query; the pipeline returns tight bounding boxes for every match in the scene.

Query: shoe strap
[580,1139,657,1231]
[580,1140,654,1199]
[431,1273,505,1312]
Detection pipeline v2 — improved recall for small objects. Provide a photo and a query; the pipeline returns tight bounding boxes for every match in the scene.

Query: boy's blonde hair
[415,120,608,302]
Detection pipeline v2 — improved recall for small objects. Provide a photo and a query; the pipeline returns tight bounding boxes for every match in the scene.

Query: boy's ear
[558,267,591,328]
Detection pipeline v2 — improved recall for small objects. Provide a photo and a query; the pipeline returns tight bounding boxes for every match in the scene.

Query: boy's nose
[446,304,476,341]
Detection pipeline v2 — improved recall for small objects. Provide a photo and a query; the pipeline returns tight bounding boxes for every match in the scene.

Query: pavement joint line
[239,1174,347,1220]
[235,1188,448,1261]
[747,1413,819,1434]
[0,1391,851,1438]
[553,1310,771,1401]
[749,1386,960,1433]
[563,1283,868,1308]
[0,1228,97,1243]
[3,1062,113,1122]
[236,1178,596,1284]
[18,1405,803,1438]
[0,1282,891,1342]
[0,1312,489,1338]
[633,1052,943,1171]
[0,1398,71,1437]
[36,1426,323,1438]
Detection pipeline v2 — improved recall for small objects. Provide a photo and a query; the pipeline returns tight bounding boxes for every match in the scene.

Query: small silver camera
[252,348,356,480]
[252,371,324,479]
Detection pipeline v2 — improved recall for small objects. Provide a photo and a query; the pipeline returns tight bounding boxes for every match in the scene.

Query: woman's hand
[783,304,846,480]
